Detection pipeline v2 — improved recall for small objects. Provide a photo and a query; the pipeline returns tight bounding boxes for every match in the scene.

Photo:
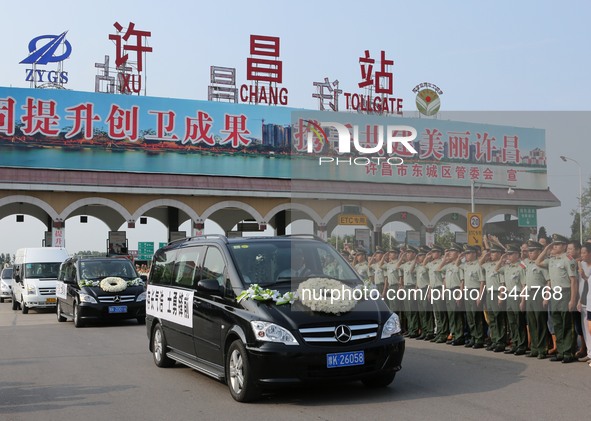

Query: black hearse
[56,256,146,327]
[146,235,405,402]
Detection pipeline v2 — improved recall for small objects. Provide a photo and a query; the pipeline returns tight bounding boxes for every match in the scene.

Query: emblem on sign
[413,82,443,116]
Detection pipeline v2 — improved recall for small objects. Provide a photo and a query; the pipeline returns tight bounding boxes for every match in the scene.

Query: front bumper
[22,294,57,308]
[78,301,146,321]
[246,335,405,385]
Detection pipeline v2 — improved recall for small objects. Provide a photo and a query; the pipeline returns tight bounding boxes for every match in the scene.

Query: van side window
[150,249,177,286]
[202,247,226,287]
[172,247,203,288]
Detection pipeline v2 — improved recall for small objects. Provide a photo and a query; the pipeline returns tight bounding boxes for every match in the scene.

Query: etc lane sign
[338,214,368,226]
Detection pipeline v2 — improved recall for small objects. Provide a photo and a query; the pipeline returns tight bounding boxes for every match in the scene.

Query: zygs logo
[20,31,71,85]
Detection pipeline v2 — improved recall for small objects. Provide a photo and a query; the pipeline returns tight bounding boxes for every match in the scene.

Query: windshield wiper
[258,279,296,287]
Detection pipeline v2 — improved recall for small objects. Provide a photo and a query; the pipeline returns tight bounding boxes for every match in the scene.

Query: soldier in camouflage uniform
[462,245,486,348]
[400,246,420,338]
[522,240,550,359]
[384,248,403,315]
[353,249,370,283]
[440,242,465,345]
[369,248,386,296]
[416,246,435,340]
[496,244,527,355]
[424,245,449,343]
[536,233,578,363]
[480,244,507,352]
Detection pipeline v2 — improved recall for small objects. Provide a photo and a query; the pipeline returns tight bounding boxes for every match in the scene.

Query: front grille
[97,295,136,303]
[299,323,379,345]
[39,288,55,295]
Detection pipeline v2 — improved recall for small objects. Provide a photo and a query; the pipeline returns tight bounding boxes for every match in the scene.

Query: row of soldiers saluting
[349,233,583,363]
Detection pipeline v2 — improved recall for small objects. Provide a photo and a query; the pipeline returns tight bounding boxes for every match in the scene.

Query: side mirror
[63,277,75,285]
[197,279,222,295]
[140,274,148,283]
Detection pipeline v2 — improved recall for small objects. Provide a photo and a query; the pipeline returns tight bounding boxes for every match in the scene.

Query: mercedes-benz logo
[113,296,120,303]
[335,324,352,343]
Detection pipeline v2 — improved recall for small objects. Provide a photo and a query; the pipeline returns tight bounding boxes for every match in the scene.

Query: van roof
[15,247,69,263]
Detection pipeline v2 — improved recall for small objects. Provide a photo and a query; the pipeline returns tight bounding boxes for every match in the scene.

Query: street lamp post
[560,155,583,242]
[470,180,515,214]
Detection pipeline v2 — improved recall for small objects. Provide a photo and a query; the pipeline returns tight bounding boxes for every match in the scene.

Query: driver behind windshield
[278,249,312,278]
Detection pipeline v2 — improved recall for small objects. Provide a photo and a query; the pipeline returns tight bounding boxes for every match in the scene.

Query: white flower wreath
[297,277,358,314]
[99,277,128,293]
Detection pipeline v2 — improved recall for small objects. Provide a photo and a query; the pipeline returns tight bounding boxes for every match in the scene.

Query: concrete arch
[132,199,200,222]
[378,206,430,228]
[264,203,322,226]
[201,200,263,222]
[430,207,468,227]
[61,197,133,221]
[483,208,517,223]
[0,194,59,220]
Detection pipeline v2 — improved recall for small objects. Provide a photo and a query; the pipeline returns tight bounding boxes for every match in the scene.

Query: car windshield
[24,262,61,279]
[1,268,13,279]
[228,239,360,287]
[80,259,138,280]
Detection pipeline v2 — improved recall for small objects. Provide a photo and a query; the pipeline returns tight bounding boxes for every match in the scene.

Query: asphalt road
[1,303,590,421]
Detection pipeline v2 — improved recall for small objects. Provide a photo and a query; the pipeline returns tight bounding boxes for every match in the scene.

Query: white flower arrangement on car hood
[237,278,360,314]
[297,278,358,314]
[79,277,145,289]
[237,284,297,305]
[99,277,128,293]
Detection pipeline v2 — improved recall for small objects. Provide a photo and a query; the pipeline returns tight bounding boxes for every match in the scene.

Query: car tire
[361,371,396,388]
[11,294,18,310]
[73,302,84,328]
[152,323,175,368]
[21,302,29,314]
[56,301,67,322]
[0,298,4,303]
[137,316,146,325]
[226,340,260,402]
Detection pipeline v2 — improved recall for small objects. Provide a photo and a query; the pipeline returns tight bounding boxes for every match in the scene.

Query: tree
[537,226,548,242]
[577,175,591,239]
[434,222,455,249]
[570,213,581,242]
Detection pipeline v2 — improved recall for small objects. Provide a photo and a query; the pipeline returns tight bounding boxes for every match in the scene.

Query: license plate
[108,306,127,313]
[326,350,365,368]
[46,298,57,303]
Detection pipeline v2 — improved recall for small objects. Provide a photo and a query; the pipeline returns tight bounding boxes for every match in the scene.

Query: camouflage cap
[418,245,431,255]
[405,245,419,254]
[505,243,521,254]
[551,233,569,244]
[463,244,478,253]
[489,244,504,253]
[430,244,444,254]
[527,240,543,250]
[446,242,463,252]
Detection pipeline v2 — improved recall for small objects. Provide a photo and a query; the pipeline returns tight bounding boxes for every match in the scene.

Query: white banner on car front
[146,285,193,328]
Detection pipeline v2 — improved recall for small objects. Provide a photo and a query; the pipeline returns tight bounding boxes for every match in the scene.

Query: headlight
[381,312,402,338]
[79,293,97,304]
[136,292,146,302]
[26,285,36,295]
[250,321,298,345]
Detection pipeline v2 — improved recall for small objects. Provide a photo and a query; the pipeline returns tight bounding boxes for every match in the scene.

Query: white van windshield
[24,262,62,279]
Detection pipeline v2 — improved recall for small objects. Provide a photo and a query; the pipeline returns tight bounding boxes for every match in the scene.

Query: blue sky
[1,0,590,252]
